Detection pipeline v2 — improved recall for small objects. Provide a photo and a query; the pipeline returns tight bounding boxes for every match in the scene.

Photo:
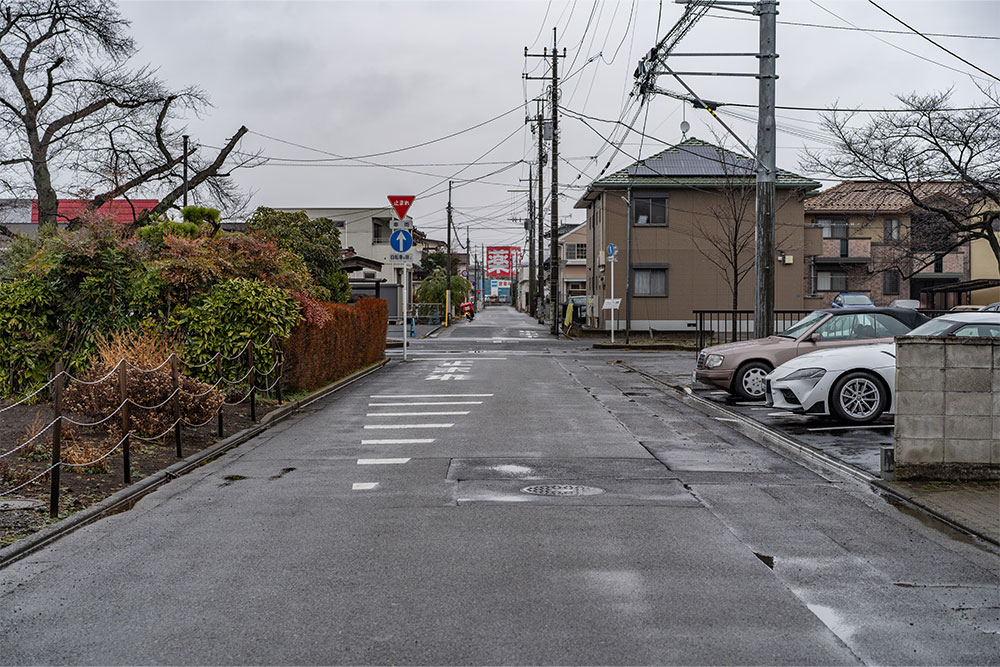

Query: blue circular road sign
[390,229,413,253]
[607,242,616,257]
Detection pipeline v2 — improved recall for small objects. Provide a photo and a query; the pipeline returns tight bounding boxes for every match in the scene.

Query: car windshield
[841,295,871,305]
[777,311,827,338]
[906,318,959,336]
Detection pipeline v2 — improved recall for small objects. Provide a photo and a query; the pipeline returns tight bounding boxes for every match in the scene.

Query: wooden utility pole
[536,106,545,323]
[528,171,536,317]
[754,0,777,337]
[549,28,563,336]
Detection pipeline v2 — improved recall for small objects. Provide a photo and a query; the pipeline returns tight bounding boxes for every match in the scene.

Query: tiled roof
[804,181,964,214]
[587,137,820,189]
[30,199,160,224]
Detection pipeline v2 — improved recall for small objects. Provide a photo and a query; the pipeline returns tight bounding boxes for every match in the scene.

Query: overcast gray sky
[119,0,1000,249]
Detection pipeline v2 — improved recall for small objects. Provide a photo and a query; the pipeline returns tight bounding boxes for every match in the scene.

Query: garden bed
[0,398,276,548]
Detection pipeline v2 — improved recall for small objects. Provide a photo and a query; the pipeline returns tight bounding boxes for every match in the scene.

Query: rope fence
[0,337,285,517]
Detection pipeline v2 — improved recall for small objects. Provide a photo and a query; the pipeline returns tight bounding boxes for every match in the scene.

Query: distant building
[0,198,159,239]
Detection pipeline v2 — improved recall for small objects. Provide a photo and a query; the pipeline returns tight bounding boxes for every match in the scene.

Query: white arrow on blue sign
[607,242,617,261]
[390,229,413,253]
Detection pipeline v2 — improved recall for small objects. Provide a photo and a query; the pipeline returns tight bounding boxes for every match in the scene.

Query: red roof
[30,199,160,224]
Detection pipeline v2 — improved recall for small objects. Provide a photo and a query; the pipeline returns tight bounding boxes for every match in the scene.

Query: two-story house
[574,138,820,331]
[802,182,971,307]
[558,222,587,303]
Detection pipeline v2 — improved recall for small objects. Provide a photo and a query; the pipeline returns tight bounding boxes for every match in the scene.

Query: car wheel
[830,371,886,424]
[733,361,771,400]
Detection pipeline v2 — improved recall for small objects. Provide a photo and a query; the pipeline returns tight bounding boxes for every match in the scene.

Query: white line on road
[369,394,494,398]
[366,411,469,417]
[352,482,379,490]
[713,417,742,423]
[767,412,796,417]
[357,458,410,465]
[807,424,895,432]
[363,423,454,429]
[368,401,483,407]
[361,438,435,444]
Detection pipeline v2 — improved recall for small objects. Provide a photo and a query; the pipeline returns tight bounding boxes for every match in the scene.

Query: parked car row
[695,310,1000,425]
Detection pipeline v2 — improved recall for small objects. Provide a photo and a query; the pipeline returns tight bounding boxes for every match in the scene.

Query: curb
[622,362,999,546]
[593,342,697,351]
[422,323,445,338]
[0,358,389,570]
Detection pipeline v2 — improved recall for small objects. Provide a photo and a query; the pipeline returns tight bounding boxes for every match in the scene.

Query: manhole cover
[520,484,605,497]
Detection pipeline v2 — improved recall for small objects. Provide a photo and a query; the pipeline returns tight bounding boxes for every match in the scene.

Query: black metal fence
[695,308,953,350]
[694,309,813,350]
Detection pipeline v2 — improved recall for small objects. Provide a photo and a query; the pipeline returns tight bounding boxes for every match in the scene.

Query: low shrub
[282,298,388,392]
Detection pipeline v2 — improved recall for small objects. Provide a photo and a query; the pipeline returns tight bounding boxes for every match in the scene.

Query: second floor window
[564,243,587,260]
[883,218,900,241]
[817,218,849,239]
[372,220,388,244]
[633,196,668,226]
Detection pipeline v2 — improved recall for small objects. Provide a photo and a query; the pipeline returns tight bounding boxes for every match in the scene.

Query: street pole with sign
[607,243,617,343]
[387,195,415,361]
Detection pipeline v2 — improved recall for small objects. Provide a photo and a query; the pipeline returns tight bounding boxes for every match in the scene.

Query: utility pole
[446,181,453,327]
[525,36,565,333]
[536,105,545,323]
[527,172,536,317]
[755,0,777,338]
[182,134,189,208]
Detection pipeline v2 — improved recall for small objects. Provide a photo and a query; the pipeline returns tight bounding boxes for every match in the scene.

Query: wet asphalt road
[1,307,997,665]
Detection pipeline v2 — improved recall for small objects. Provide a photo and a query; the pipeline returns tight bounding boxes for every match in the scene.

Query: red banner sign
[486,246,519,277]
[387,195,415,220]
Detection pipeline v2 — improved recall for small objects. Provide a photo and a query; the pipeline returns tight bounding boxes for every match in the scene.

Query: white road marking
[768,412,796,417]
[361,438,435,445]
[366,411,470,417]
[368,401,483,407]
[357,458,410,465]
[352,482,379,490]
[403,358,507,361]
[807,424,895,432]
[363,423,454,429]
[713,417,742,423]
[370,394,493,398]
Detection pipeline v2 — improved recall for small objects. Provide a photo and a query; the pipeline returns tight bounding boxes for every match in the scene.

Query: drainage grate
[520,484,605,497]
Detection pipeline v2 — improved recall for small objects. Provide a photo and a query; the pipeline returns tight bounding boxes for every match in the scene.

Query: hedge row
[282,297,388,392]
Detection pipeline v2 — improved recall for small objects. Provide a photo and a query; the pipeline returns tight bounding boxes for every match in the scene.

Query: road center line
[352,482,379,490]
[363,423,454,429]
[357,458,410,465]
[360,438,435,445]
[366,411,469,417]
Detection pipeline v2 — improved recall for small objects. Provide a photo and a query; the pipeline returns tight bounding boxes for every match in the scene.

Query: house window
[934,255,944,273]
[564,243,586,260]
[632,196,668,226]
[816,270,848,292]
[633,267,668,296]
[883,218,900,241]
[817,218,848,239]
[883,270,900,295]
[372,220,388,244]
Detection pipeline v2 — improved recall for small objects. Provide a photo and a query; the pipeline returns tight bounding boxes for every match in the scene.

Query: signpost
[606,243,619,342]
[388,196,415,361]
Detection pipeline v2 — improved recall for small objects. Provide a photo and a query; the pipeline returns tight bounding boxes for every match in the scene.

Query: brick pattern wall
[894,337,1000,480]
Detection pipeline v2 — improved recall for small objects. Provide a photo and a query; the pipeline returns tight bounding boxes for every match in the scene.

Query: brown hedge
[282,297,388,392]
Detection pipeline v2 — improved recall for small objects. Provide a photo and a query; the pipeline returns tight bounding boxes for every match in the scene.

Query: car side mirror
[807,333,821,343]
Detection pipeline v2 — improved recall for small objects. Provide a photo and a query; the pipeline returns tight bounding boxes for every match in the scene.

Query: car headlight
[705,354,724,368]
[779,367,826,387]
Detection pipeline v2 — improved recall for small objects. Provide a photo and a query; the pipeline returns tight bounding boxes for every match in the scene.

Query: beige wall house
[574,138,820,331]
[558,222,587,303]
[803,182,971,308]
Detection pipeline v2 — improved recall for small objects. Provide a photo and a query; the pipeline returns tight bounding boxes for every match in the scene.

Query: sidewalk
[624,351,1000,546]
[386,321,441,341]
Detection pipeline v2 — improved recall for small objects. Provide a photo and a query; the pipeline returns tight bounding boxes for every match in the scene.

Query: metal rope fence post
[248,340,257,423]
[275,344,283,405]
[216,355,224,438]
[170,355,182,457]
[49,363,64,519]
[119,362,131,485]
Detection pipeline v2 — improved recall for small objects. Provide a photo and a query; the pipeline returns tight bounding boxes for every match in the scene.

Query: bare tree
[803,88,1000,275]
[0,0,254,236]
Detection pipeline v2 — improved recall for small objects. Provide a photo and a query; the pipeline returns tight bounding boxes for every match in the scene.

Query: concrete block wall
[894,336,1000,480]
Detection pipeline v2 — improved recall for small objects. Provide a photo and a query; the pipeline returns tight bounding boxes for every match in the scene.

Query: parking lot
[621,352,893,479]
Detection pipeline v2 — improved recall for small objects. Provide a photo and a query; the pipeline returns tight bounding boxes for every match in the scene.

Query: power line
[705,10,1000,41]
[867,0,999,82]
[807,0,995,84]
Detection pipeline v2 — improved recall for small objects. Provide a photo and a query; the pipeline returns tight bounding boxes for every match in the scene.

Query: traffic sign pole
[403,262,408,361]
[607,243,617,343]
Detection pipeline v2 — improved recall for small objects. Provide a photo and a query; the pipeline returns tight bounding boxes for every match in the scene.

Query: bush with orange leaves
[282,298,387,392]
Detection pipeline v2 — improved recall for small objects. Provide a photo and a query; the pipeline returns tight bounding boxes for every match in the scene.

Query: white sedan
[765,312,1000,424]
